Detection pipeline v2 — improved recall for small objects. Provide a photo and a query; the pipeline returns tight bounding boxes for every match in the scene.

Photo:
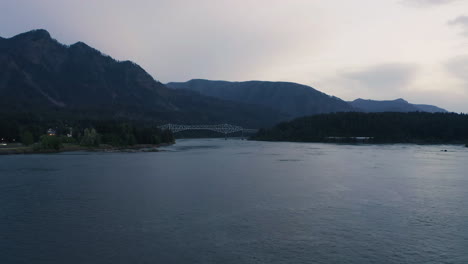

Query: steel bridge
[159,124,258,135]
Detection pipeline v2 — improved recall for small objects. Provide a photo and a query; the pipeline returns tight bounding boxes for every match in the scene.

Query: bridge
[159,124,258,136]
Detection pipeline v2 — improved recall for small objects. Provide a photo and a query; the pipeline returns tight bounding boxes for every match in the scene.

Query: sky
[1,0,468,112]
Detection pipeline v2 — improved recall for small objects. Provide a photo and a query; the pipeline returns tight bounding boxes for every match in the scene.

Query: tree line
[252,112,468,144]
[0,113,174,150]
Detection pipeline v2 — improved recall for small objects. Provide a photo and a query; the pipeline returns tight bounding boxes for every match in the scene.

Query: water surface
[1,139,467,263]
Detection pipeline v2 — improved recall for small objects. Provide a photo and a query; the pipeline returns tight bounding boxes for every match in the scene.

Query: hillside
[0,30,283,128]
[349,99,447,113]
[167,79,354,119]
[1,30,451,133]
[252,112,468,144]
[168,80,449,118]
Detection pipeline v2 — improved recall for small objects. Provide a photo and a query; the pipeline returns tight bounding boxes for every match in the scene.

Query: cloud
[446,55,468,82]
[341,63,419,92]
[448,15,468,36]
[401,0,460,7]
[0,0,326,83]
[1,0,468,112]
[443,56,468,112]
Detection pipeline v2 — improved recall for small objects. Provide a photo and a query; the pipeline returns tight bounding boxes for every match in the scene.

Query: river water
[1,139,468,263]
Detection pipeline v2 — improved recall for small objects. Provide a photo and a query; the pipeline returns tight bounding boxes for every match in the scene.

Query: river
[1,139,467,263]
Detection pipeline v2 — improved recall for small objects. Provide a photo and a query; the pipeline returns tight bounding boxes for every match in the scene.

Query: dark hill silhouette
[413,104,448,113]
[253,112,468,143]
[349,98,447,113]
[0,30,283,127]
[167,80,448,118]
[1,30,449,129]
[167,79,354,119]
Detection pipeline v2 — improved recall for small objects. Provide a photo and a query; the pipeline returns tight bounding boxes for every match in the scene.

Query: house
[47,128,57,136]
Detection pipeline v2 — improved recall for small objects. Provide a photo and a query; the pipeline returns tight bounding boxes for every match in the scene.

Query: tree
[80,128,101,147]
[119,123,136,146]
[153,134,161,145]
[20,131,34,146]
[39,135,62,150]
[253,112,468,144]
[161,129,175,143]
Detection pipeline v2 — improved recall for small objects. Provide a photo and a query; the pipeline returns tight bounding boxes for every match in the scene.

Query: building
[47,128,57,136]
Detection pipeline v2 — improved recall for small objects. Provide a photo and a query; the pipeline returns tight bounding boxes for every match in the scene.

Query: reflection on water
[1,139,468,264]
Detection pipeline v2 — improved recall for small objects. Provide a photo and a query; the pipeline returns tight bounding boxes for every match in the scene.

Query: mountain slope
[413,104,448,113]
[0,29,176,111]
[349,98,447,113]
[0,30,283,127]
[167,79,354,119]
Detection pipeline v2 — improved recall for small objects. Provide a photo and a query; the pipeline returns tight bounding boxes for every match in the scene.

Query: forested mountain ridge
[413,104,448,113]
[0,29,283,128]
[168,80,449,118]
[349,99,447,113]
[0,29,451,137]
[0,29,173,110]
[167,79,354,119]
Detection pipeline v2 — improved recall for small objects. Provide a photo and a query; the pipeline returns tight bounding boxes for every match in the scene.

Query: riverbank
[0,143,174,155]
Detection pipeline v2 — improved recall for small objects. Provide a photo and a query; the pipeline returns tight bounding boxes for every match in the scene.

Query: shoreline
[0,142,174,155]
[251,138,468,146]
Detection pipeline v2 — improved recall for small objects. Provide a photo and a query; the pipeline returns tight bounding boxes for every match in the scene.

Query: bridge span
[159,124,258,136]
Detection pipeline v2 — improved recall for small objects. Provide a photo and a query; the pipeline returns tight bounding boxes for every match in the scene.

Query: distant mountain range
[349,99,447,113]
[0,30,282,127]
[0,29,449,129]
[168,80,448,118]
[167,79,353,119]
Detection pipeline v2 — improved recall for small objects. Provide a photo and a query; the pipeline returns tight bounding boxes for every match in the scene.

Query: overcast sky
[1,0,468,112]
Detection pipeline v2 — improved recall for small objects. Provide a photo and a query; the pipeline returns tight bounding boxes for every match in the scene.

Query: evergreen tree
[161,129,175,143]
[80,128,101,147]
[39,135,62,150]
[20,131,34,146]
[253,112,468,144]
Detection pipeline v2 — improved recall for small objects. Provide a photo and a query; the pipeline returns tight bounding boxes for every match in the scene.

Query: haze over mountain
[167,79,354,119]
[0,30,283,127]
[349,99,448,113]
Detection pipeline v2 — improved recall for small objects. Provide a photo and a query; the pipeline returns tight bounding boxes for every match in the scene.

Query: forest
[252,112,468,144]
[0,112,174,150]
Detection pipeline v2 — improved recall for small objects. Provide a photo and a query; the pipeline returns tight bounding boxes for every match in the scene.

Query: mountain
[1,29,450,131]
[0,30,172,110]
[413,104,448,113]
[0,30,283,127]
[167,79,354,119]
[167,80,449,118]
[349,99,447,113]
